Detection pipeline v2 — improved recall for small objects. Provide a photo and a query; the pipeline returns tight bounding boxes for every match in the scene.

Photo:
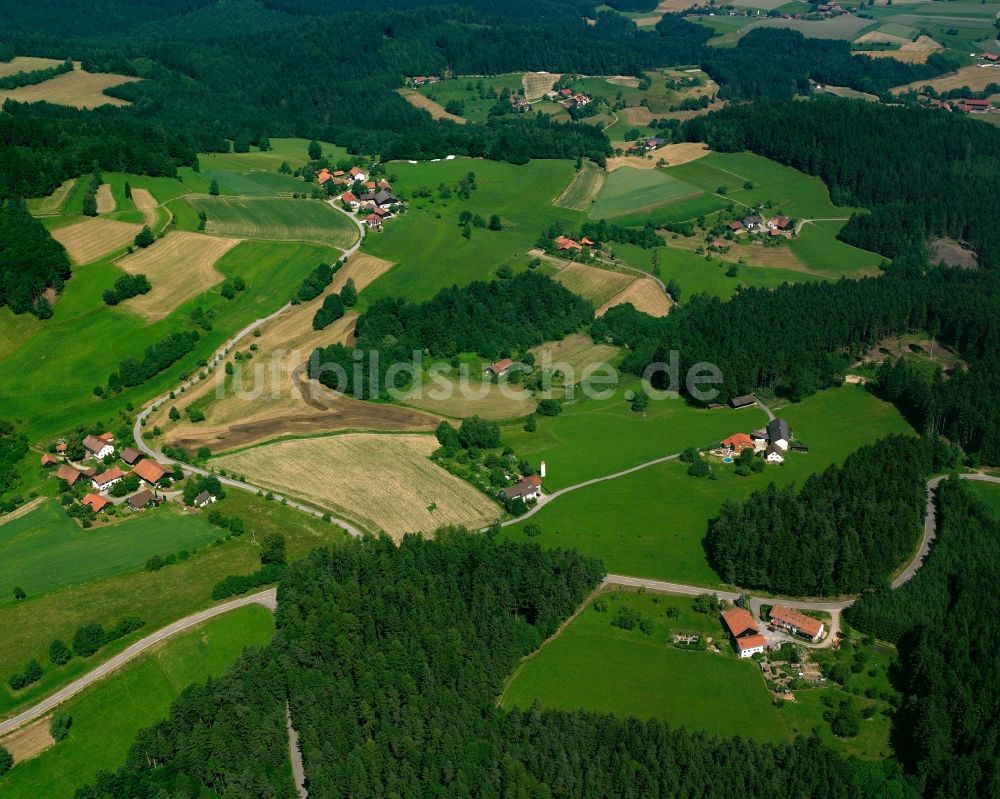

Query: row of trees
[78,533,905,797]
[108,330,199,391]
[706,435,958,596]
[309,271,592,399]
[102,273,150,306]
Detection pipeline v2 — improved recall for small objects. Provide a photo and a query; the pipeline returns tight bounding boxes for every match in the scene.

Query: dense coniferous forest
[701,29,956,101]
[309,271,592,398]
[682,97,1000,268]
[593,267,1000,463]
[705,435,957,596]
[78,533,908,798]
[846,479,1000,798]
[0,198,71,315]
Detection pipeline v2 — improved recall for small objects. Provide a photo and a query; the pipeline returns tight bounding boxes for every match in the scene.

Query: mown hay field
[213,433,502,537]
[892,63,1000,94]
[117,231,240,321]
[0,67,141,108]
[130,187,160,226]
[529,333,621,378]
[589,166,703,219]
[553,160,606,212]
[396,87,467,123]
[523,71,560,99]
[597,277,672,317]
[95,183,116,214]
[28,178,76,214]
[50,217,142,264]
[0,56,64,77]
[402,377,537,420]
[552,262,636,306]
[188,195,358,248]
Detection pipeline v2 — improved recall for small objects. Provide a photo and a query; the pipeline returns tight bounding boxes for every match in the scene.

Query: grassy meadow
[0,605,275,799]
[501,590,787,742]
[0,500,223,598]
[188,195,358,247]
[0,491,346,720]
[503,385,914,586]
[588,167,705,219]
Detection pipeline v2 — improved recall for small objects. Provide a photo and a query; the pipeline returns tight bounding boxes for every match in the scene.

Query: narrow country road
[132,203,367,538]
[286,702,309,798]
[0,589,276,736]
[793,217,850,235]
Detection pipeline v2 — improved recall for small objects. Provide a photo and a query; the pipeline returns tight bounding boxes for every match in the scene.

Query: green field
[588,167,704,220]
[875,22,920,39]
[0,491,346,720]
[789,220,884,273]
[416,74,526,122]
[615,242,819,299]
[553,159,604,212]
[0,605,275,799]
[363,156,581,303]
[188,195,358,247]
[967,479,1000,520]
[501,590,788,741]
[0,238,340,442]
[0,501,223,599]
[198,137,348,173]
[503,385,914,586]
[502,378,768,491]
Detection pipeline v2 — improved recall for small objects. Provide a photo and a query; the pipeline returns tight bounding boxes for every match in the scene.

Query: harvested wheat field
[523,71,560,100]
[529,333,621,378]
[622,106,656,126]
[130,187,160,226]
[332,253,395,292]
[553,262,635,307]
[33,178,75,214]
[0,56,65,78]
[117,232,239,321]
[607,75,641,89]
[597,277,672,318]
[893,64,1000,95]
[213,433,501,537]
[396,88,467,123]
[553,160,605,211]
[95,183,116,214]
[857,34,941,62]
[50,218,142,265]
[0,67,141,108]
[402,377,537,420]
[0,715,55,764]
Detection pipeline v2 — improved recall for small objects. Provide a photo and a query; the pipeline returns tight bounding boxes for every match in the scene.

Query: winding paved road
[0,589,276,736]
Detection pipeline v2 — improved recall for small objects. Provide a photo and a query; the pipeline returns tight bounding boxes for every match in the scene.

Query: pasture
[967,480,1000,520]
[212,433,502,537]
[117,231,239,321]
[198,137,348,174]
[0,238,341,441]
[412,74,526,122]
[27,179,76,215]
[551,261,634,306]
[49,218,142,265]
[789,220,884,274]
[363,156,580,303]
[0,500,223,598]
[0,66,141,108]
[503,385,913,585]
[553,160,605,212]
[0,605,274,799]
[500,590,787,742]
[188,196,358,248]
[742,15,875,40]
[597,277,672,317]
[200,168,307,197]
[588,167,703,219]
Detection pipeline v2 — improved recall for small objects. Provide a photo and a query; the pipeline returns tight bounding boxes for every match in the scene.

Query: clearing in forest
[95,183,116,214]
[552,262,635,307]
[396,87,467,123]
[188,195,358,248]
[50,218,142,265]
[597,277,672,318]
[0,66,140,108]
[116,231,240,321]
[0,56,64,77]
[31,178,76,214]
[523,72,560,100]
[553,160,606,211]
[212,434,501,537]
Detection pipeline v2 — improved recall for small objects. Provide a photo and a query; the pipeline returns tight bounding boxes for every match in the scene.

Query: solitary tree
[209,179,220,196]
[308,140,322,160]
[13,585,25,600]
[124,180,132,199]
[488,214,502,231]
[168,406,180,421]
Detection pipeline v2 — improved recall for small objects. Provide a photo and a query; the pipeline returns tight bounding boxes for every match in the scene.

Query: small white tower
[539,460,547,478]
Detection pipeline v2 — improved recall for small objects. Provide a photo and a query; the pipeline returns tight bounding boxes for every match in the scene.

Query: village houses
[721,606,767,658]
[500,474,542,503]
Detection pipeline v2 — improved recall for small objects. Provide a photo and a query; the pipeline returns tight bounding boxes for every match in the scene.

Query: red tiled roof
[769,605,823,638]
[488,358,514,374]
[82,493,109,512]
[99,431,114,442]
[554,235,582,251]
[342,192,358,203]
[723,433,754,450]
[133,459,167,485]
[728,221,743,231]
[92,466,126,488]
[41,453,59,467]
[83,434,110,455]
[350,166,363,176]
[127,489,154,510]
[580,236,595,246]
[736,633,767,652]
[56,442,67,453]
[56,464,80,485]
[721,606,759,638]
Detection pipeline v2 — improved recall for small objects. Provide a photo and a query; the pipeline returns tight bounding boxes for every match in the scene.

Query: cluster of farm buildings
[722,604,825,658]
[727,214,793,236]
[545,88,593,109]
[316,166,400,231]
[721,412,796,464]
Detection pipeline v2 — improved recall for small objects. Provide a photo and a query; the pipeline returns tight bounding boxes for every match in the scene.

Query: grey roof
[729,394,756,408]
[195,491,213,504]
[128,489,153,509]
[375,189,397,206]
[120,447,143,464]
[767,418,791,442]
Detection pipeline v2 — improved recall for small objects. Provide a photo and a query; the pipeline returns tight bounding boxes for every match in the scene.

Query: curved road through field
[0,589,276,736]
